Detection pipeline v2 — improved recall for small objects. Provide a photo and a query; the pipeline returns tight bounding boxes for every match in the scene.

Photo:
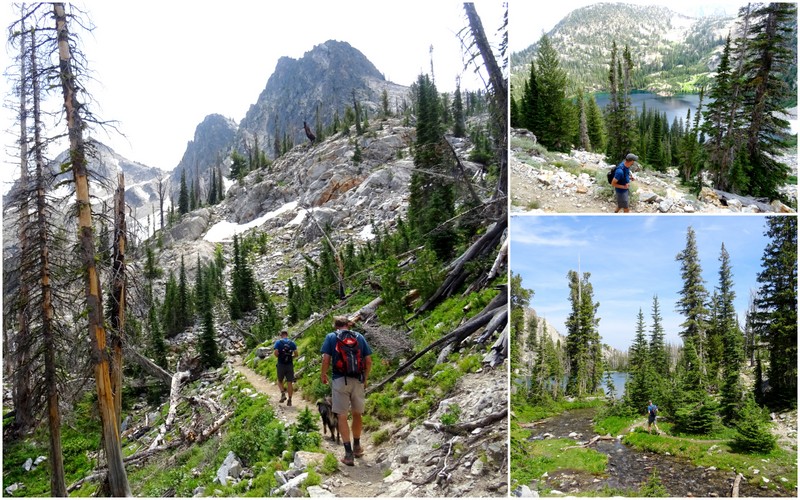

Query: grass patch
[372,429,391,446]
[594,414,637,436]
[513,398,605,423]
[511,432,607,487]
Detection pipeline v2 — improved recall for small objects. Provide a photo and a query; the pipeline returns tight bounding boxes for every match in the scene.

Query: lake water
[593,91,703,128]
[605,371,629,399]
[515,371,630,398]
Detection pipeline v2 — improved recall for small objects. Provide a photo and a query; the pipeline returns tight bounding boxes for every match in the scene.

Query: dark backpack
[649,406,658,417]
[333,330,364,379]
[607,166,619,184]
[277,340,293,364]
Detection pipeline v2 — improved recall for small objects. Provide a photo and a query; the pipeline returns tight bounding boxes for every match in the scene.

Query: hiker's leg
[286,368,294,399]
[351,377,366,440]
[352,412,362,441]
[338,409,351,444]
[332,378,352,444]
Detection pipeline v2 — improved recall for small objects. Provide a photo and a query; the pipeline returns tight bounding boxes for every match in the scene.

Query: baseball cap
[626,153,638,161]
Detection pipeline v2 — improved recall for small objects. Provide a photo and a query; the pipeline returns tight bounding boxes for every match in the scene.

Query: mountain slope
[511,3,735,94]
[237,40,408,159]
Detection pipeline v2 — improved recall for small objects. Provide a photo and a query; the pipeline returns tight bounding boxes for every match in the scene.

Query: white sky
[510,0,749,53]
[0,1,506,173]
[510,215,772,352]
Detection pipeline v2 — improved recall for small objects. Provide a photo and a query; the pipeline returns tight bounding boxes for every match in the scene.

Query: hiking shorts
[331,376,365,415]
[648,413,656,424]
[277,363,294,383]
[616,189,630,209]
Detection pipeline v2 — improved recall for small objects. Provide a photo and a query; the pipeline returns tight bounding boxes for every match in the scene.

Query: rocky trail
[510,129,797,215]
[231,357,387,498]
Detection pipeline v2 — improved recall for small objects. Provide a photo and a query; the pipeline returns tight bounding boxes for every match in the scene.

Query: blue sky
[510,215,776,351]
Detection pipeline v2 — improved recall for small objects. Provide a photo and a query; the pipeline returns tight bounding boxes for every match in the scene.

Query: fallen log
[422,408,507,436]
[561,434,615,450]
[367,303,506,395]
[714,189,775,212]
[731,472,744,498]
[124,345,173,385]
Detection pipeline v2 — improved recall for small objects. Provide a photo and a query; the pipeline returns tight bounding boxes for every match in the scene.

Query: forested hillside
[511,3,797,210]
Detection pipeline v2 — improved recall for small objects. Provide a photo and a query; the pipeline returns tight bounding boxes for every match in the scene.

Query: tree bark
[54,4,130,496]
[110,173,127,429]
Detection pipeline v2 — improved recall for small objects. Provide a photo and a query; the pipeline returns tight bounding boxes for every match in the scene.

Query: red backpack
[333,330,364,380]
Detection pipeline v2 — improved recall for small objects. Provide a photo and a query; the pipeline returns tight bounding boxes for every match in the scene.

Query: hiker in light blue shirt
[612,153,637,213]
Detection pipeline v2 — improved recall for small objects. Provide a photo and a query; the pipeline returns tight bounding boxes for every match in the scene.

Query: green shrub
[368,390,403,421]
[640,467,668,497]
[730,396,777,454]
[440,403,461,426]
[404,400,432,420]
[321,453,339,474]
[372,429,391,446]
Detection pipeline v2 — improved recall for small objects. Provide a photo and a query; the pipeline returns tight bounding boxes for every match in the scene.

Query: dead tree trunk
[12,19,34,440]
[369,292,507,394]
[28,21,68,496]
[124,346,173,385]
[416,217,506,314]
[109,173,126,428]
[54,4,130,496]
[464,2,508,201]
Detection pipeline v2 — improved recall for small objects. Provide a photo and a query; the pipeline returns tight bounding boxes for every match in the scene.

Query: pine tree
[452,82,466,138]
[534,34,572,152]
[702,34,742,191]
[625,308,653,412]
[752,216,797,407]
[675,226,709,383]
[577,91,591,151]
[178,169,189,215]
[717,244,744,423]
[510,273,532,374]
[740,3,796,199]
[178,254,190,329]
[605,42,637,163]
[565,270,602,397]
[585,94,605,153]
[731,394,776,453]
[407,73,456,261]
[649,295,669,377]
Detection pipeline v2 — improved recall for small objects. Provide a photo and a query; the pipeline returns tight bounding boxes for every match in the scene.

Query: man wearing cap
[612,153,637,213]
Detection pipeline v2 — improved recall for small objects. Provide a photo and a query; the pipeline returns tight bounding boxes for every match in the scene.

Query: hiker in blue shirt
[321,316,373,466]
[273,330,298,406]
[646,400,659,432]
[611,153,637,213]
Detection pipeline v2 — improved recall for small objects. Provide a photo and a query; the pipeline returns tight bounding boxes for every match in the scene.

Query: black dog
[317,397,340,444]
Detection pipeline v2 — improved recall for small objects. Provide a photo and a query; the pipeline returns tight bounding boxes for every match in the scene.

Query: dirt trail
[232,357,387,497]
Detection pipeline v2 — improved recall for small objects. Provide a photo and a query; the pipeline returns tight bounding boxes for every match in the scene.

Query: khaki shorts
[331,376,365,415]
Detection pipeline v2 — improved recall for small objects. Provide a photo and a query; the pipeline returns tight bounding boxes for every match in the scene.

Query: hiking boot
[340,451,355,466]
[279,392,286,403]
[287,398,292,407]
[353,444,364,458]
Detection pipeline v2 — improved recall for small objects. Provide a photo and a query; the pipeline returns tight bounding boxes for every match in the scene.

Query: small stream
[526,407,781,497]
